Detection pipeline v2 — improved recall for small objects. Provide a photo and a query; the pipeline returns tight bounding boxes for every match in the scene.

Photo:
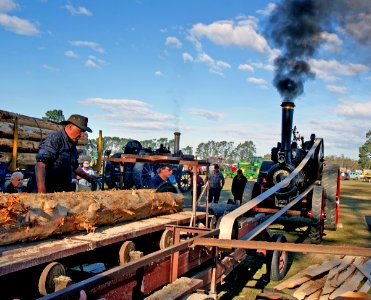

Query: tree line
[44,110,371,169]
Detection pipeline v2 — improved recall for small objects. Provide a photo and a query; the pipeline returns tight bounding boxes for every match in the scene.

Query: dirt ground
[184,178,371,299]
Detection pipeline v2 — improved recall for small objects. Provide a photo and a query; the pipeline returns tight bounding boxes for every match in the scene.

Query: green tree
[43,109,65,123]
[182,146,193,155]
[359,130,371,169]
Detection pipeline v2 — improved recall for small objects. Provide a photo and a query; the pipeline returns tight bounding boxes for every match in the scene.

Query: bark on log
[0,109,64,131]
[0,122,88,144]
[0,189,184,246]
[0,138,88,154]
[1,152,36,165]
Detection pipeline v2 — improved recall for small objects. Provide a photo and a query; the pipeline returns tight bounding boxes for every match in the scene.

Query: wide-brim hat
[60,114,92,133]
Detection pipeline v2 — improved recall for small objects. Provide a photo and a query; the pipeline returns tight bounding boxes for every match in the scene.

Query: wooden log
[0,109,64,131]
[0,121,88,144]
[1,152,36,166]
[0,189,184,246]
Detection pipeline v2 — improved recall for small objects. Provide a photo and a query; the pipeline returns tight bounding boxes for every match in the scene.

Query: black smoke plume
[266,0,371,102]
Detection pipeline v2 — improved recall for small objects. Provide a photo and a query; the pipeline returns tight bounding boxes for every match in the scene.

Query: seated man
[149,165,173,189]
[4,172,26,193]
[304,133,316,151]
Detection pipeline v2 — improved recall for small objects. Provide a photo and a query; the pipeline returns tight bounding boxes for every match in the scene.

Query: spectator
[0,151,8,192]
[191,171,204,199]
[149,164,173,189]
[3,171,26,193]
[304,133,316,151]
[35,114,96,193]
[231,169,248,205]
[77,160,95,191]
[206,164,225,203]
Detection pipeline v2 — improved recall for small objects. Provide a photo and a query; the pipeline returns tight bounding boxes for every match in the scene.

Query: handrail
[218,139,323,240]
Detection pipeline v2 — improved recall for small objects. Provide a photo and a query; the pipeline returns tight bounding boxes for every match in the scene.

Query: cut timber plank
[256,288,298,300]
[305,258,342,277]
[274,264,321,290]
[328,257,356,280]
[145,277,203,300]
[355,258,371,281]
[307,289,322,300]
[333,291,371,300]
[329,270,365,299]
[293,276,327,300]
[358,280,371,293]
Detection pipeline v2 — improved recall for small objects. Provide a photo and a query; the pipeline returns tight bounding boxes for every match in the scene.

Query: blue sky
[0,0,370,160]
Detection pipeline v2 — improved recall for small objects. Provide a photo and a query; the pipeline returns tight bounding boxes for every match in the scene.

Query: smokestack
[174,132,181,155]
[280,102,295,164]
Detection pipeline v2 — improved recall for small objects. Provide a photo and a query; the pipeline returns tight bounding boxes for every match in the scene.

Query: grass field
[183,178,371,299]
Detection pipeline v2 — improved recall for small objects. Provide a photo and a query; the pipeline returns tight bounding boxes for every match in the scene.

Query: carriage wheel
[177,170,192,193]
[159,229,173,249]
[322,164,340,231]
[133,163,159,188]
[156,181,178,193]
[119,241,136,265]
[268,234,289,281]
[309,186,325,244]
[38,262,66,296]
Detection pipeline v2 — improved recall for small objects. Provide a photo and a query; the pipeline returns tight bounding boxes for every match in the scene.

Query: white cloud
[326,85,347,94]
[196,52,231,77]
[165,36,182,48]
[189,108,224,121]
[309,59,369,82]
[42,64,60,72]
[256,3,277,16]
[182,52,193,63]
[320,32,343,52]
[64,50,78,58]
[63,3,92,16]
[366,76,371,80]
[0,0,18,13]
[247,77,268,86]
[70,40,105,53]
[85,55,105,68]
[238,64,254,72]
[154,71,163,77]
[335,100,371,119]
[0,13,39,36]
[81,98,178,131]
[251,62,274,71]
[189,18,272,54]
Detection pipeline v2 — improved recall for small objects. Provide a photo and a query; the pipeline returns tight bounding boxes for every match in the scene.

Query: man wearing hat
[35,114,97,193]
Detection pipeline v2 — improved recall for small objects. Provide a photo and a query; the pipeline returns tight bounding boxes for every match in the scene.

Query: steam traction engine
[243,101,341,243]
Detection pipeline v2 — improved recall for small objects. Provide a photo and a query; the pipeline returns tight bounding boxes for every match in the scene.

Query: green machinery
[237,156,263,179]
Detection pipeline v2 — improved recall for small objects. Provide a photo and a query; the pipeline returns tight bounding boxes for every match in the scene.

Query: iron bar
[192,238,371,257]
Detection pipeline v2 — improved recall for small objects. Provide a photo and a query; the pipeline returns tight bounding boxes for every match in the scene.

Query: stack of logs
[258,255,371,300]
[0,109,88,168]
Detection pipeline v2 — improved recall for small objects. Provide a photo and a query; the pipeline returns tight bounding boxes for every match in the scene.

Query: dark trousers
[233,193,243,205]
[208,187,221,203]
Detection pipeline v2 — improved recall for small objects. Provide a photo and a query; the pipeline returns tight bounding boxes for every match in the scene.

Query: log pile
[257,256,371,300]
[0,109,88,167]
[0,189,184,246]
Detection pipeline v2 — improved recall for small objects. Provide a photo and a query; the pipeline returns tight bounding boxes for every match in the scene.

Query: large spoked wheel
[156,181,178,193]
[309,186,325,244]
[133,163,159,188]
[322,164,340,231]
[38,262,66,296]
[177,170,192,193]
[268,234,289,281]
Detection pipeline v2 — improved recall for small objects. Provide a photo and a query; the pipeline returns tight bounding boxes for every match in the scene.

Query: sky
[0,0,370,160]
